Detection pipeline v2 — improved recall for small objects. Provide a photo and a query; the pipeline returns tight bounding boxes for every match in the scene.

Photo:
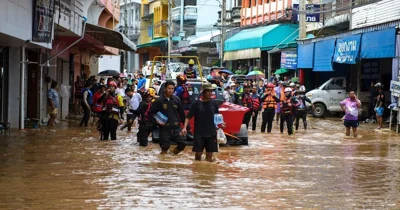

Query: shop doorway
[0,47,9,122]
[27,50,39,119]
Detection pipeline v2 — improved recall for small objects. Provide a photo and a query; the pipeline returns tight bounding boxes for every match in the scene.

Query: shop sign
[333,34,361,64]
[293,4,320,22]
[390,80,400,96]
[32,0,55,43]
[280,51,298,69]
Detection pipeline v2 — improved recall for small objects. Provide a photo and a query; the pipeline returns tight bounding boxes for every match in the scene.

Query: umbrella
[291,77,299,83]
[98,70,120,77]
[246,70,265,80]
[218,69,234,75]
[274,68,289,75]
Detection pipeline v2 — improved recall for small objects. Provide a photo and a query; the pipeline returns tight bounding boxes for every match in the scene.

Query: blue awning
[333,34,361,64]
[313,39,336,72]
[360,28,396,59]
[297,43,314,68]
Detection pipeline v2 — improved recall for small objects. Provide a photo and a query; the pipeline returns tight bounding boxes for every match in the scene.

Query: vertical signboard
[32,0,55,43]
[293,4,321,22]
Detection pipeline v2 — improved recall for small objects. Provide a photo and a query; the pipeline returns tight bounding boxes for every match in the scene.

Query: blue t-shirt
[174,86,184,98]
[137,78,146,90]
[48,88,59,108]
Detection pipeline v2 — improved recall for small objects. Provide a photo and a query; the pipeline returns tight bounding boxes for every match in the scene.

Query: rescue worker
[182,83,224,162]
[239,83,253,128]
[121,88,142,131]
[295,87,313,130]
[174,74,192,111]
[98,81,124,140]
[280,87,300,135]
[250,86,261,131]
[150,81,186,154]
[275,81,285,125]
[260,83,280,133]
[92,84,106,124]
[80,81,93,128]
[132,89,154,147]
[184,59,197,79]
[233,81,243,104]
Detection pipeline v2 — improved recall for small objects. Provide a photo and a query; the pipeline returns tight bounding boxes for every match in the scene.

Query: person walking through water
[174,74,194,135]
[250,85,261,131]
[80,81,93,128]
[47,80,59,128]
[260,83,279,133]
[239,83,254,128]
[280,87,299,135]
[98,81,123,140]
[184,59,197,79]
[182,83,224,162]
[132,89,154,147]
[340,91,361,137]
[294,87,313,130]
[150,81,186,155]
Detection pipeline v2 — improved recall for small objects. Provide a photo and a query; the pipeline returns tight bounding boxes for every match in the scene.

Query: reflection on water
[0,118,400,209]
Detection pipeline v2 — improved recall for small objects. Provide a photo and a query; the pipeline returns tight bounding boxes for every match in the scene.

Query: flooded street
[1,118,400,209]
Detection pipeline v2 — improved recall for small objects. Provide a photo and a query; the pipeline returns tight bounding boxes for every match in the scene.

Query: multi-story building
[296,0,400,98]
[0,0,135,129]
[119,0,141,72]
[137,0,198,67]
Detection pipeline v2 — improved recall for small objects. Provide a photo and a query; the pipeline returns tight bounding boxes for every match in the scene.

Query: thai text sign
[293,4,321,22]
[280,51,298,69]
[333,34,361,64]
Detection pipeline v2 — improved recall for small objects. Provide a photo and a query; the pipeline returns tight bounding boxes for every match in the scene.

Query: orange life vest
[262,94,277,109]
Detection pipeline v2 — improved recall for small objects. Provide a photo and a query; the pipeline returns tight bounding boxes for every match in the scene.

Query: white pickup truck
[305,77,370,117]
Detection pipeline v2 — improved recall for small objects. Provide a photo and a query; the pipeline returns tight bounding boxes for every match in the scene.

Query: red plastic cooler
[219,102,250,134]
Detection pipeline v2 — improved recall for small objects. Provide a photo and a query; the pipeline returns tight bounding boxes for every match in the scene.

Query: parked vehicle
[142,61,162,77]
[306,77,372,117]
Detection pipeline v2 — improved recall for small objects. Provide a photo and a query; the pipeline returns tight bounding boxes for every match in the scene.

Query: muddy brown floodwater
[0,118,400,209]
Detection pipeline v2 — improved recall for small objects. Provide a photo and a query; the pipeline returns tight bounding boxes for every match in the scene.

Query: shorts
[192,135,218,153]
[48,107,58,115]
[375,107,384,117]
[127,114,137,123]
[344,120,359,128]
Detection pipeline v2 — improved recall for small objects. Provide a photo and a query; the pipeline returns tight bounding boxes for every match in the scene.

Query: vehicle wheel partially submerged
[312,103,326,118]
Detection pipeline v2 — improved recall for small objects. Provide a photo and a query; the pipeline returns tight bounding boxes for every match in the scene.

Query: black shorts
[344,120,359,128]
[192,135,218,153]
[127,114,137,122]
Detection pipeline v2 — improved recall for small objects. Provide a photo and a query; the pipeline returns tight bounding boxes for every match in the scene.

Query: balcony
[54,0,84,36]
[171,6,198,23]
[241,0,290,26]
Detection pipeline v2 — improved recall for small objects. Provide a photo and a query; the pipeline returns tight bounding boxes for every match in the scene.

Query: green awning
[137,38,168,49]
[224,24,299,52]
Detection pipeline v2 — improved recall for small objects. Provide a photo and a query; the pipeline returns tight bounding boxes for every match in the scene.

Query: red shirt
[92,92,103,112]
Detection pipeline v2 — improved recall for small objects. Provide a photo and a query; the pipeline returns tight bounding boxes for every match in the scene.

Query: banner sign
[293,4,321,22]
[32,0,55,43]
[390,80,400,96]
[280,51,298,69]
[333,34,361,64]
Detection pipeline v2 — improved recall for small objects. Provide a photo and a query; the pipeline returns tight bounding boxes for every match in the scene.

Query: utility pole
[299,0,306,39]
[167,0,172,64]
[179,0,184,37]
[122,0,129,73]
[220,0,226,67]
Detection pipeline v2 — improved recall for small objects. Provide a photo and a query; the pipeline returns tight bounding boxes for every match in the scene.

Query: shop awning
[85,23,136,51]
[297,43,314,68]
[224,48,261,61]
[137,38,168,49]
[333,34,361,64]
[224,24,299,52]
[313,39,336,72]
[360,28,396,59]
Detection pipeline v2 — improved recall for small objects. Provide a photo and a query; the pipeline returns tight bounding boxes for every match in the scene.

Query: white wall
[99,55,121,73]
[351,0,400,29]
[8,47,22,128]
[0,0,51,49]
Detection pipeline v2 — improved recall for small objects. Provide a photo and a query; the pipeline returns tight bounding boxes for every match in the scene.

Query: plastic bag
[214,114,224,126]
[217,129,227,144]
[60,84,71,98]
[154,111,168,125]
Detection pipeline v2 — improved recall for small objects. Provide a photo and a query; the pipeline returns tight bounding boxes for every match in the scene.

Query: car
[142,61,162,77]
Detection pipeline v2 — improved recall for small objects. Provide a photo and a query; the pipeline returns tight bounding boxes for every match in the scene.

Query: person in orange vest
[239,83,253,128]
[260,83,280,133]
[250,85,261,131]
[280,87,300,135]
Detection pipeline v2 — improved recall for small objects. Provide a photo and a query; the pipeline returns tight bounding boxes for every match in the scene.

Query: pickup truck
[305,77,370,117]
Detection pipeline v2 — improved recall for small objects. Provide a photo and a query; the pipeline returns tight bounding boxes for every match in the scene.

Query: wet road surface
[1,118,400,209]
